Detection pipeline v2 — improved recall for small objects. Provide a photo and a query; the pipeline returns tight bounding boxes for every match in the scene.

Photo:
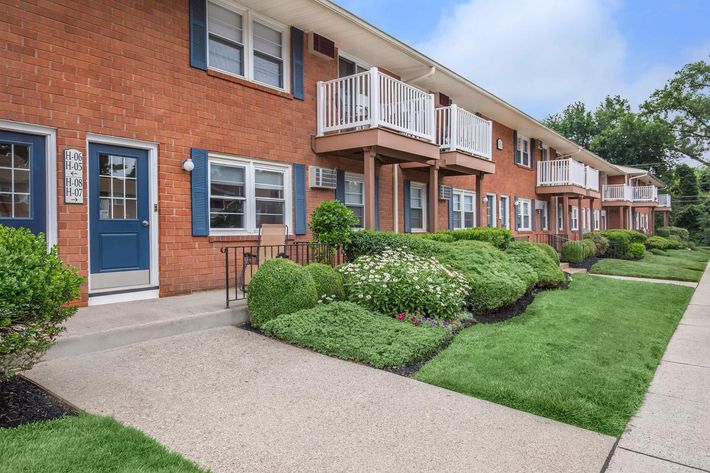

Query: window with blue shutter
[190,148,209,236]
[531,198,537,231]
[403,180,411,233]
[293,164,306,234]
[335,170,345,202]
[530,138,536,169]
[291,27,304,100]
[514,196,519,230]
[513,130,519,165]
[189,0,207,71]
[448,198,454,230]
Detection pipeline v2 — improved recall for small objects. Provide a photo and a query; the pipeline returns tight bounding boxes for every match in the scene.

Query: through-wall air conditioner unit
[439,185,453,201]
[309,166,337,189]
[535,200,546,210]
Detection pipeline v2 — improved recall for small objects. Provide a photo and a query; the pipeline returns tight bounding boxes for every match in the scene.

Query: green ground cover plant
[262,302,448,369]
[0,414,207,472]
[590,248,709,281]
[504,242,564,287]
[416,274,694,436]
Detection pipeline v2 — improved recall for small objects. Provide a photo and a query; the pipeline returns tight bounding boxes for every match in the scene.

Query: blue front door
[89,144,150,291]
[0,131,46,235]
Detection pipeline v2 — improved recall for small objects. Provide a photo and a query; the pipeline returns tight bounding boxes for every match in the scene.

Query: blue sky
[337,0,710,120]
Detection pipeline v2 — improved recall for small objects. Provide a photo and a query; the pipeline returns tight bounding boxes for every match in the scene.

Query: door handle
[142,220,150,227]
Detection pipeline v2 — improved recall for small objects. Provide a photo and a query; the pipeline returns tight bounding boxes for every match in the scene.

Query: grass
[589,248,710,282]
[261,301,449,369]
[0,414,207,473]
[415,274,694,436]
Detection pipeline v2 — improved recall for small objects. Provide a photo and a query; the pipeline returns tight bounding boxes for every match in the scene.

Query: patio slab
[606,448,701,473]
[27,327,615,473]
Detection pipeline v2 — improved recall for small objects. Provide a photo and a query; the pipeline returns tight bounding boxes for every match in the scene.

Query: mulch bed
[0,375,77,428]
[570,256,599,270]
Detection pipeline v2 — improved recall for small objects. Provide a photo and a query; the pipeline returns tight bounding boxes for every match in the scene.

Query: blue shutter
[189,0,207,71]
[531,198,537,231]
[291,27,305,100]
[514,195,519,230]
[374,175,380,230]
[335,170,345,202]
[513,130,519,165]
[448,198,454,230]
[530,138,536,169]
[403,180,411,233]
[191,148,209,236]
[293,164,306,235]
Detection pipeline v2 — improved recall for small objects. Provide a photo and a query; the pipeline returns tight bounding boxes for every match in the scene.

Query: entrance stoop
[45,290,248,360]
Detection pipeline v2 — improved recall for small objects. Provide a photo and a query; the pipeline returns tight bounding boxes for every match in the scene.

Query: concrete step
[559,262,570,270]
[45,290,248,360]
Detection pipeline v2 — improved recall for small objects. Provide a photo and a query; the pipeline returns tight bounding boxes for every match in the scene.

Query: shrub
[345,230,441,260]
[261,302,448,369]
[340,249,469,320]
[668,235,687,249]
[584,232,610,256]
[304,263,344,302]
[1,226,83,379]
[434,241,536,314]
[646,235,685,251]
[505,242,564,287]
[247,258,318,328]
[438,227,513,249]
[418,232,455,243]
[535,243,560,264]
[627,243,646,260]
[588,230,631,259]
[309,201,360,247]
[650,248,669,256]
[561,240,596,263]
[657,226,689,241]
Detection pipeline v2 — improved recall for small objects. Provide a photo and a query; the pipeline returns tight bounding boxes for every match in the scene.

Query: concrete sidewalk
[27,326,615,472]
[607,262,710,472]
[588,273,699,288]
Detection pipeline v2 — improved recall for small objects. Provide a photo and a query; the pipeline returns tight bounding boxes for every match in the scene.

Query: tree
[642,60,710,167]
[700,167,710,193]
[543,101,597,148]
[675,164,700,201]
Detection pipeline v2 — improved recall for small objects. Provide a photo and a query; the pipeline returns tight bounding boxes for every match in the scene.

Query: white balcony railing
[658,193,671,207]
[603,184,632,201]
[585,166,600,192]
[316,67,436,143]
[633,185,658,202]
[436,104,492,160]
[537,158,587,188]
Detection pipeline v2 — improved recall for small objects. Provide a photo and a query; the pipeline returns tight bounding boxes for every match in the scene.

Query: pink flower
[397,312,407,321]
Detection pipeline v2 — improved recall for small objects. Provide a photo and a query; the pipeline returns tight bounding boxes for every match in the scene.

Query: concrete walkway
[27,326,615,472]
[588,273,699,288]
[606,263,710,472]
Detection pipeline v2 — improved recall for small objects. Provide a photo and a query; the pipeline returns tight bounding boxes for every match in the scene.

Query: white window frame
[409,181,427,232]
[540,142,549,161]
[570,205,579,231]
[593,209,600,231]
[452,189,476,229]
[516,135,531,167]
[344,172,365,229]
[517,198,532,231]
[499,195,510,229]
[540,200,549,231]
[206,0,290,93]
[208,153,291,235]
[338,51,371,76]
[557,199,564,231]
[601,210,607,230]
[486,193,497,228]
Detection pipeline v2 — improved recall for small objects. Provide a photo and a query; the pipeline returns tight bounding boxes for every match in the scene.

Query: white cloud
[417,0,631,118]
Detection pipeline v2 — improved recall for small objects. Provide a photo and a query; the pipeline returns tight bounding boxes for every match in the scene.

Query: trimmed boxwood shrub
[657,226,689,241]
[304,263,344,301]
[584,232,610,256]
[247,258,318,328]
[505,242,564,287]
[535,243,560,264]
[1,226,83,379]
[345,230,441,261]
[561,240,596,263]
[436,227,513,249]
[261,302,448,369]
[627,242,645,259]
[587,230,632,258]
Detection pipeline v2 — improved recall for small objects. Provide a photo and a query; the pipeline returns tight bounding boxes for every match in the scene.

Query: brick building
[0,0,671,305]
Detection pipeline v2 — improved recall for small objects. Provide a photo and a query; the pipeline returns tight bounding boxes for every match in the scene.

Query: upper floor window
[209,155,290,234]
[344,172,364,228]
[515,135,530,167]
[207,1,288,91]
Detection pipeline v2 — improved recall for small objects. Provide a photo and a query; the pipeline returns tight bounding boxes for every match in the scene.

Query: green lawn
[0,414,207,473]
[415,274,694,436]
[589,249,709,282]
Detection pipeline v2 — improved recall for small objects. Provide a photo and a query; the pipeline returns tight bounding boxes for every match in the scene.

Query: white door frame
[86,134,159,305]
[0,119,58,247]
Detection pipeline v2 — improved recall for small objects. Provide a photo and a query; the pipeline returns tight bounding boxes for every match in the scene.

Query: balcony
[633,185,658,202]
[603,184,632,201]
[658,193,672,210]
[434,104,494,175]
[602,185,661,206]
[314,68,440,164]
[536,158,600,197]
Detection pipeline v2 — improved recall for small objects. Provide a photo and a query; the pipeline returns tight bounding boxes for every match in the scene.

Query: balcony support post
[363,147,377,230]
[562,195,569,237]
[475,173,484,228]
[578,196,584,240]
[428,165,439,233]
[663,212,668,227]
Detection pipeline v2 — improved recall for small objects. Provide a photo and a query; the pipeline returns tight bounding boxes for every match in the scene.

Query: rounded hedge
[627,242,645,260]
[561,240,596,263]
[505,242,564,287]
[247,258,318,328]
[304,263,344,301]
[535,243,560,264]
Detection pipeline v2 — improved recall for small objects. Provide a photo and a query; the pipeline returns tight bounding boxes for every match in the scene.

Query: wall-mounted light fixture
[496,138,504,150]
[182,158,195,172]
[482,195,489,204]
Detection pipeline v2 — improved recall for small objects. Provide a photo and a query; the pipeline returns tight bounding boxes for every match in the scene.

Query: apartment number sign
[64,149,84,204]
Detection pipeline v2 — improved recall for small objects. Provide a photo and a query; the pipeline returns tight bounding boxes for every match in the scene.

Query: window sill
[207,69,293,100]
[514,163,534,171]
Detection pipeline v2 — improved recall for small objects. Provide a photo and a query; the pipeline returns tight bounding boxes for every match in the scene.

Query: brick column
[562,195,569,237]
[428,165,439,233]
[363,148,377,230]
[578,196,583,240]
[663,212,668,227]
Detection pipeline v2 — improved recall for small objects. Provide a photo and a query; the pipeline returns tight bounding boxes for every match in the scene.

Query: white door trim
[85,134,159,300]
[0,119,58,247]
